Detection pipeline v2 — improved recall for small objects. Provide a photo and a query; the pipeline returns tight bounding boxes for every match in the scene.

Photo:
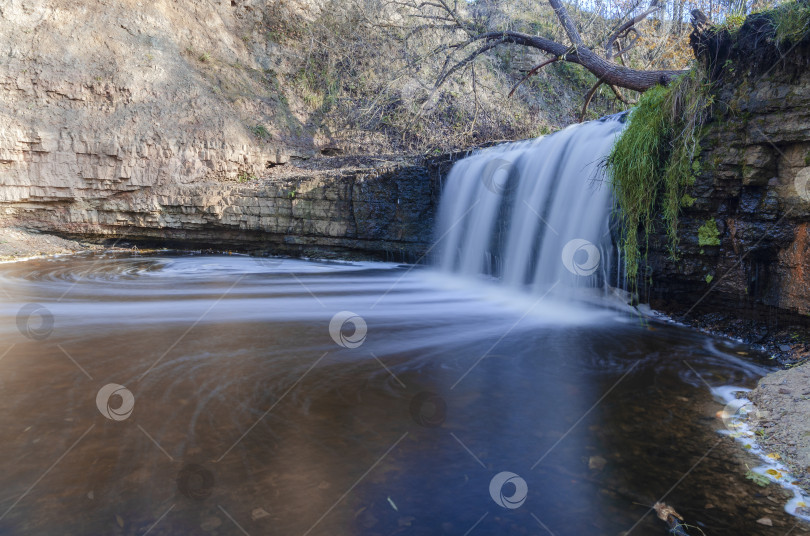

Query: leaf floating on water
[251,508,270,521]
[745,470,770,487]
[654,502,682,522]
[588,456,607,471]
[116,515,124,528]
[766,452,781,460]
[652,502,691,535]
[765,468,783,478]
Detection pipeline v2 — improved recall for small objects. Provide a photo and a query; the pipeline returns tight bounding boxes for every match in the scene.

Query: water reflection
[0,253,800,535]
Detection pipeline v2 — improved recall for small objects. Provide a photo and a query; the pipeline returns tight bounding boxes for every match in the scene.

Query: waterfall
[435,114,626,295]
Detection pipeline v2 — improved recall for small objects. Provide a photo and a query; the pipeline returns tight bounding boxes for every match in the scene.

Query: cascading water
[436,114,627,294]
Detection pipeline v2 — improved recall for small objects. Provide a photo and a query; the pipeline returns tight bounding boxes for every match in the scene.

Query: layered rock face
[0,0,306,189]
[0,0,443,260]
[3,159,441,261]
[645,21,810,337]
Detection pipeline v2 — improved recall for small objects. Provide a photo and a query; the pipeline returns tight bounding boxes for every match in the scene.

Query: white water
[436,114,626,294]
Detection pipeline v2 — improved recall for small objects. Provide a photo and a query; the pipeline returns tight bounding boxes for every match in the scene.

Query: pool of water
[0,253,803,535]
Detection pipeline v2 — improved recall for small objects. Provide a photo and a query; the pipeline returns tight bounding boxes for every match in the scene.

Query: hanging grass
[606,64,713,290]
[770,0,810,46]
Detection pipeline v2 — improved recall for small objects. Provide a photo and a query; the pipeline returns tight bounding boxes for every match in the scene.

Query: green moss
[698,219,721,246]
[606,65,713,286]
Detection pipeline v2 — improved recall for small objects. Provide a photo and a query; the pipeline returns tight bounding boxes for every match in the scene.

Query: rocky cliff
[0,0,452,261]
[2,155,444,261]
[643,17,810,355]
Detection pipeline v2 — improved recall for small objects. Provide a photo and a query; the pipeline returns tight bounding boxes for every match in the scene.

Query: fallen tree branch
[471,30,686,91]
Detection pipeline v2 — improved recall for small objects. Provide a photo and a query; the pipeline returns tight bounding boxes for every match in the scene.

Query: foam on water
[713,385,810,522]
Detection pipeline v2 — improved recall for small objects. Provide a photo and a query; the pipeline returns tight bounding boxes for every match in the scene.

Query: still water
[0,253,803,535]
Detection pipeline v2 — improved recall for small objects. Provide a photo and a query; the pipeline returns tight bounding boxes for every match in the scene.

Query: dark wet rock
[643,32,810,366]
[644,21,810,494]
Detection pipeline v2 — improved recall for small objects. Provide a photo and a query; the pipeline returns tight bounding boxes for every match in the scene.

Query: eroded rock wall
[0,0,445,261]
[3,161,442,261]
[644,19,810,345]
[0,0,309,195]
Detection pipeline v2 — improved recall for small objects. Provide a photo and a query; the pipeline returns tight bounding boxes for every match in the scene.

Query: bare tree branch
[608,84,633,105]
[603,1,661,59]
[435,38,506,88]
[579,78,605,122]
[508,57,561,98]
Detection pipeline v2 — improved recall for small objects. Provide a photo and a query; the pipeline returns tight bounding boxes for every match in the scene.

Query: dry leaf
[653,502,682,522]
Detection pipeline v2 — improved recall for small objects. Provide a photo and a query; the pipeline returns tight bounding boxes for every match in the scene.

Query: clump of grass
[771,0,810,45]
[236,171,257,183]
[606,64,713,288]
[249,124,270,139]
[717,12,747,35]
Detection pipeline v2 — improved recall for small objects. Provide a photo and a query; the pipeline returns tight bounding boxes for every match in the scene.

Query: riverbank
[646,304,810,498]
[0,227,98,263]
[748,365,810,500]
